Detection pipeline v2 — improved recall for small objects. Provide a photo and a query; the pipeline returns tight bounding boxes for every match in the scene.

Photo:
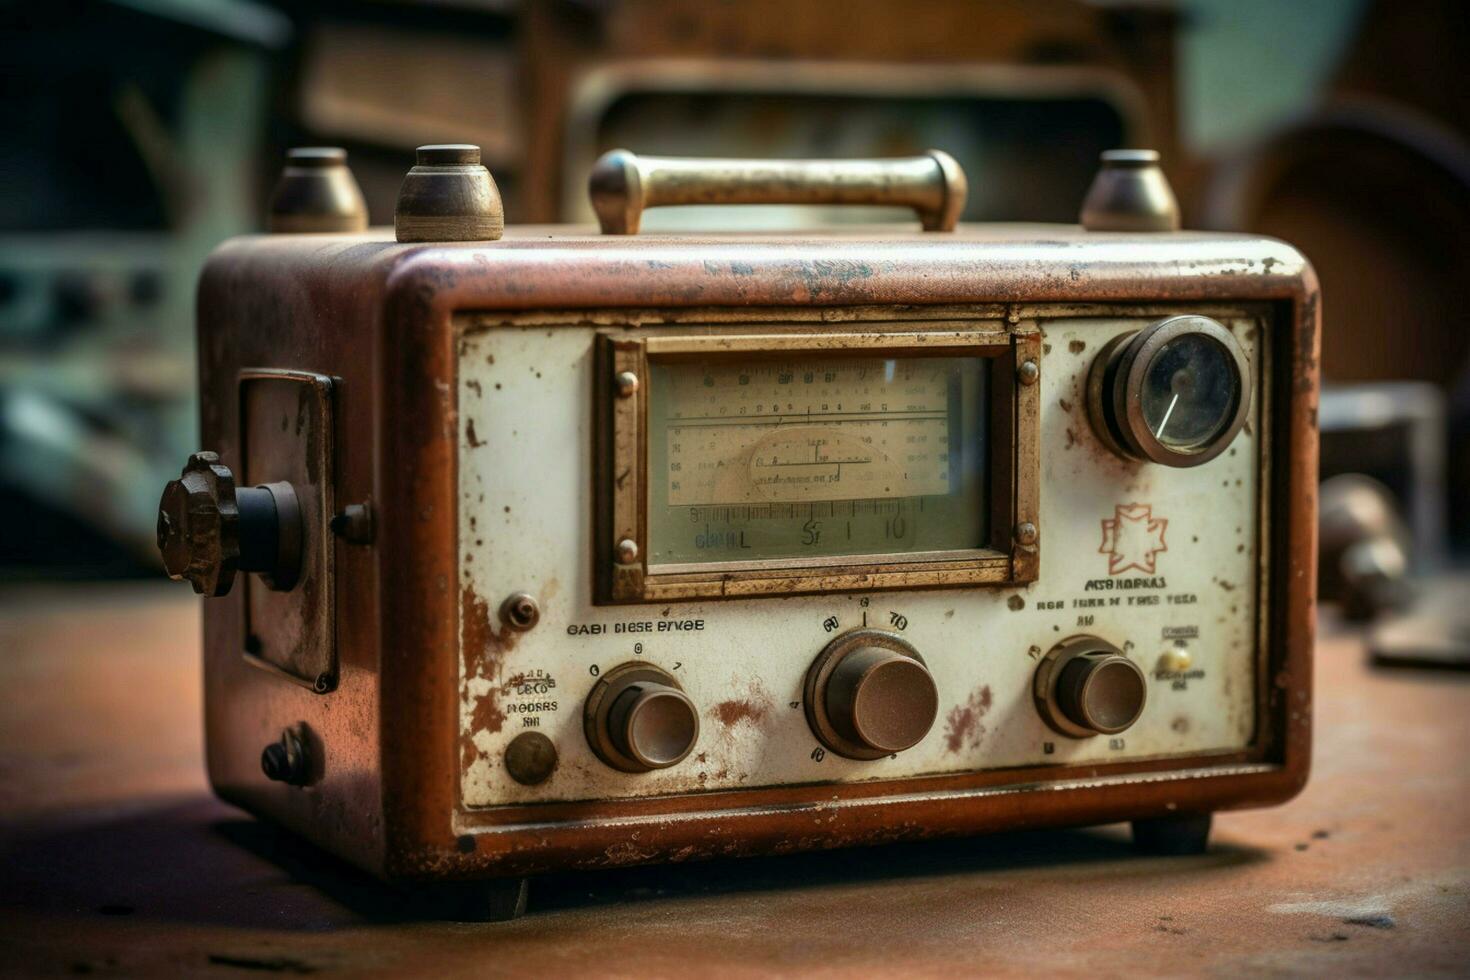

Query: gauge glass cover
[1138,333,1240,453]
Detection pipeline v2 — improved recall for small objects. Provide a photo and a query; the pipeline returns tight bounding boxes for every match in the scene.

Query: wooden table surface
[1,583,1466,977]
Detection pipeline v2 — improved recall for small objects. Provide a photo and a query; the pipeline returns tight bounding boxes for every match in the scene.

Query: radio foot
[408,877,529,922]
[1131,813,1212,855]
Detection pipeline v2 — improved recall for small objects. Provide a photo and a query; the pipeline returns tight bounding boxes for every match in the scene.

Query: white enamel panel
[457,312,1263,807]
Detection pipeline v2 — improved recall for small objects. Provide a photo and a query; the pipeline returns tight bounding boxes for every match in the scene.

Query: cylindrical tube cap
[1080,148,1180,232]
[268,147,368,233]
[395,143,504,243]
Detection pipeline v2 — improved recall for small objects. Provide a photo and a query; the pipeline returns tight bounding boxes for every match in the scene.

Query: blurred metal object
[1320,383,1447,570]
[1080,149,1180,232]
[1318,474,1413,621]
[1369,574,1470,669]
[1204,101,1470,387]
[267,147,368,234]
[394,145,504,244]
[1203,99,1470,551]
[588,149,967,235]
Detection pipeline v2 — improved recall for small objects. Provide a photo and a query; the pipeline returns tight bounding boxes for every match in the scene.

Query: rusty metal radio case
[158,145,1318,918]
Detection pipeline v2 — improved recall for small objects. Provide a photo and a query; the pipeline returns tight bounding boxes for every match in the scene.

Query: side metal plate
[240,369,337,692]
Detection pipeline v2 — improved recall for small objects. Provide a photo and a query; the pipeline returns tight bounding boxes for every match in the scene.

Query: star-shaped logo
[1099,503,1168,575]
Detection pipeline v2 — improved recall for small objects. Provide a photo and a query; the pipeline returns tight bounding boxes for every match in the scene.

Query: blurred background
[2,0,1467,612]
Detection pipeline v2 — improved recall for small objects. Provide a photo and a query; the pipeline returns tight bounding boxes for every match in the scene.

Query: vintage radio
[157,144,1318,919]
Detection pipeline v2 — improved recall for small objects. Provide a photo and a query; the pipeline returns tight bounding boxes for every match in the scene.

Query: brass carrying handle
[588,148,968,235]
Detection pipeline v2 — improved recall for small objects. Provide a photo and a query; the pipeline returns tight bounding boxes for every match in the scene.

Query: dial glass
[1138,333,1241,452]
[645,355,988,565]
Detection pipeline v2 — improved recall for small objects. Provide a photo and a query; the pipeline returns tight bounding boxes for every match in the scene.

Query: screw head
[500,591,540,631]
[1017,360,1040,386]
[616,538,639,563]
[615,371,640,398]
[1015,521,1039,547]
[260,726,310,786]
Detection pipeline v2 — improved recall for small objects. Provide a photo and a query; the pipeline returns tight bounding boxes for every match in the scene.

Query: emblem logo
[1099,503,1168,575]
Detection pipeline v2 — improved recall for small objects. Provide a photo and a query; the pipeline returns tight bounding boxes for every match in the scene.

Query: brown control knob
[584,663,699,772]
[1035,636,1148,738]
[608,682,699,769]
[157,452,302,597]
[158,452,243,597]
[805,630,938,760]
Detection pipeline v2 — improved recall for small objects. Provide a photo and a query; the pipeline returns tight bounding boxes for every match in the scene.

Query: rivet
[615,371,640,398]
[500,591,540,631]
[1015,521,1039,546]
[1017,360,1040,386]
[330,502,374,544]
[616,538,639,563]
[505,731,558,786]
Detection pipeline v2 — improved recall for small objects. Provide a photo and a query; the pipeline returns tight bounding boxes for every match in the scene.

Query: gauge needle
[1155,393,1180,439]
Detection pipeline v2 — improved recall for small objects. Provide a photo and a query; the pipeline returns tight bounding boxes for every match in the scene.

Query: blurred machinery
[1203,0,1470,551]
[7,0,1468,576]
[2,0,1187,575]
[292,0,1183,225]
[0,1,288,575]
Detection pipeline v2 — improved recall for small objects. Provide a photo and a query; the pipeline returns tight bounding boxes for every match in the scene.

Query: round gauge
[1087,315,1251,466]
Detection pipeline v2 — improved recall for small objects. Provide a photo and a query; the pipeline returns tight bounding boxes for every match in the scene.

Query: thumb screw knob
[157,451,242,597]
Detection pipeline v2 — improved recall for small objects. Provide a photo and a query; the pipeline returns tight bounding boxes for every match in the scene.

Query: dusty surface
[0,583,1466,978]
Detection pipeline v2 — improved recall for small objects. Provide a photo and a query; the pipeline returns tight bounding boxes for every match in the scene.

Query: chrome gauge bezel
[1087,315,1252,467]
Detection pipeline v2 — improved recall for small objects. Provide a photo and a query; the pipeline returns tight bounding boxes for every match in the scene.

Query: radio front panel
[456,305,1267,810]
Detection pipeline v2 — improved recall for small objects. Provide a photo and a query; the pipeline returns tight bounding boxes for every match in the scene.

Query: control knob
[157,452,302,596]
[1034,636,1148,738]
[584,662,700,772]
[804,629,939,760]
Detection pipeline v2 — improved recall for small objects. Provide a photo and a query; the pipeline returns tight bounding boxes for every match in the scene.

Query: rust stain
[714,699,768,727]
[943,685,993,753]
[460,585,517,773]
[1058,397,1073,413]
[1068,339,1086,354]
[465,418,485,448]
[471,693,505,736]
[712,679,773,729]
